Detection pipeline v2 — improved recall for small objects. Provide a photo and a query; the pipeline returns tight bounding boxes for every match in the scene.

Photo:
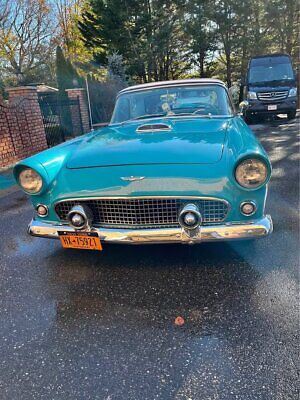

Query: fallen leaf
[174,316,185,326]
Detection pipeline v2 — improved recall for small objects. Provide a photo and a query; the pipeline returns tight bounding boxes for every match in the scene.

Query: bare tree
[54,0,90,62]
[0,0,9,23]
[55,0,78,53]
[0,0,56,84]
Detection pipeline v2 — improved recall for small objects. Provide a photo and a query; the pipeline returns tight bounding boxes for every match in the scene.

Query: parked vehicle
[242,53,297,123]
[14,79,272,251]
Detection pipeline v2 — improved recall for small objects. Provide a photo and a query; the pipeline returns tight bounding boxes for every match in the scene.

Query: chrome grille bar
[55,198,229,228]
[257,91,288,101]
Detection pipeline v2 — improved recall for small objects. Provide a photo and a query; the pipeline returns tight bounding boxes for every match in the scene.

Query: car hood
[66,118,230,169]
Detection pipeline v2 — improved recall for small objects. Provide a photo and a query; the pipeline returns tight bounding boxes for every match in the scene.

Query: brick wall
[0,87,48,168]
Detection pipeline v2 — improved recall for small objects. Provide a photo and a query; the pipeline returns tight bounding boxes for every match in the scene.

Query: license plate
[268,105,277,111]
[58,231,102,251]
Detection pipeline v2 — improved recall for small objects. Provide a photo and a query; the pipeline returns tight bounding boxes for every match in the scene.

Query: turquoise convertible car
[14,79,272,251]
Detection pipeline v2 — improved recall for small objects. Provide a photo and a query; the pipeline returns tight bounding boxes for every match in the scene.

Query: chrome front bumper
[28,215,273,244]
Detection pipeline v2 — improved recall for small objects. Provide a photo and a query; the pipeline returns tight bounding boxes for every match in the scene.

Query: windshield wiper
[132,113,166,120]
[130,111,223,121]
[174,111,213,118]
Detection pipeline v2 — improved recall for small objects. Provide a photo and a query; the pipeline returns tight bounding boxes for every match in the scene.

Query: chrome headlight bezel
[235,158,268,189]
[18,168,43,194]
[247,91,257,100]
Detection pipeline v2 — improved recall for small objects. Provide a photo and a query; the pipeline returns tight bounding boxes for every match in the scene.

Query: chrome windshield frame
[110,83,235,126]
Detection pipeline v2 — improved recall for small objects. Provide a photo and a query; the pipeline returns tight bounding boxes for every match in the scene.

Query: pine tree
[56,46,83,95]
[107,53,126,83]
[79,0,189,82]
[186,0,217,78]
[55,46,83,133]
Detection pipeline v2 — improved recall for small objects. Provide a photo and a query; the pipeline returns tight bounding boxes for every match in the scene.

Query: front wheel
[287,110,296,120]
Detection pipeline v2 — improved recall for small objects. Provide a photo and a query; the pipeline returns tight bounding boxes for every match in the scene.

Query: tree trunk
[240,26,248,81]
[199,52,205,77]
[226,51,232,87]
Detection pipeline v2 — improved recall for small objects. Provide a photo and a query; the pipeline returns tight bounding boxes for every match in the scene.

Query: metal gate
[38,93,83,147]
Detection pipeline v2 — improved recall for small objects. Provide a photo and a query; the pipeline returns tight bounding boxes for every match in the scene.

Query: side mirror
[239,100,249,113]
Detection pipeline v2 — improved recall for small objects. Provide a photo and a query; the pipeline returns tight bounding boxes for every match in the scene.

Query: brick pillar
[0,104,17,168]
[66,88,91,133]
[6,86,48,154]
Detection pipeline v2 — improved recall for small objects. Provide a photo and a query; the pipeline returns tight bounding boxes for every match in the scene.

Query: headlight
[235,159,268,189]
[288,87,297,97]
[18,168,43,194]
[247,91,257,100]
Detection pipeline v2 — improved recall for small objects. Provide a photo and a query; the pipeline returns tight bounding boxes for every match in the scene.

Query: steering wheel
[192,103,220,115]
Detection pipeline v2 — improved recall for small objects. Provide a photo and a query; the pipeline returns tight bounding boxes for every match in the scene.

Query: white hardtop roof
[119,79,226,95]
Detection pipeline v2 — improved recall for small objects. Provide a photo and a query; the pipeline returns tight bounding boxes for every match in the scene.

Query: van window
[248,56,294,84]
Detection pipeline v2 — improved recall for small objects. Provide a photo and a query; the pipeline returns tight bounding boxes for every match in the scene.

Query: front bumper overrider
[28,216,273,244]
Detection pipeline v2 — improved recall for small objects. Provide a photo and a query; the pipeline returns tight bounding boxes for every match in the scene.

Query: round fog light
[241,201,256,216]
[71,213,85,228]
[36,204,48,217]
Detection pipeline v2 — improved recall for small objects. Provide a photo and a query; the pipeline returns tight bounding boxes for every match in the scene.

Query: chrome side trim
[28,215,273,244]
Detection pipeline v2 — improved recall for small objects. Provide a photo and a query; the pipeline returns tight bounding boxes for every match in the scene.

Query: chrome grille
[55,198,229,228]
[257,91,288,102]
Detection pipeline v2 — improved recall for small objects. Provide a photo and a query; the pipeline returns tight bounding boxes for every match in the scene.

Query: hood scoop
[136,123,171,133]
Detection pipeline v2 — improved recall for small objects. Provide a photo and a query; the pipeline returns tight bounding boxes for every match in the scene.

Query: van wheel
[287,111,296,120]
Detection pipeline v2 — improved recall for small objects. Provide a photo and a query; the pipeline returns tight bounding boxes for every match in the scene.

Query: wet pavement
[0,117,299,400]
[0,169,15,191]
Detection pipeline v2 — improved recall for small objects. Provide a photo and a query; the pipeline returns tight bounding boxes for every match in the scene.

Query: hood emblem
[121,176,145,182]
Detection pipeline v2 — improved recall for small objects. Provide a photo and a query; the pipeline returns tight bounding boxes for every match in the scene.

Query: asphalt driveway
[0,116,299,400]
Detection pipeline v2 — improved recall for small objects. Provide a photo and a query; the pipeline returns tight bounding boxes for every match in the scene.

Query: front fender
[225,116,272,188]
[13,135,85,194]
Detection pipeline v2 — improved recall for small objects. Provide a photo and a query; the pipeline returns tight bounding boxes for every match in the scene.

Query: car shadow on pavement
[50,241,258,324]
[40,241,293,399]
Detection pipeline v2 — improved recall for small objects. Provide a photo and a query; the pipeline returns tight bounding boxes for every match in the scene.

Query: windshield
[248,56,294,84]
[111,84,233,124]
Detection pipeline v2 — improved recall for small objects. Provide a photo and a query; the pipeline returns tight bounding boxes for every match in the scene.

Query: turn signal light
[240,201,256,216]
[36,204,48,217]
